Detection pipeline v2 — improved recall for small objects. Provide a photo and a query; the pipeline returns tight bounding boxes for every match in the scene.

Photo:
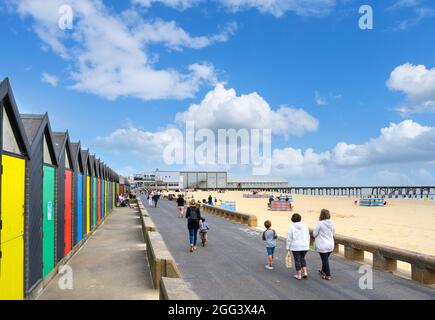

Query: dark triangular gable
[20,113,58,167]
[101,163,106,180]
[1,78,30,158]
[94,158,100,179]
[81,149,89,176]
[53,132,75,171]
[88,155,95,177]
[71,142,83,174]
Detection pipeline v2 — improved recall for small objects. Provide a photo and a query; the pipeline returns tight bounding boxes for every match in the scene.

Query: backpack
[189,207,200,221]
[262,229,277,241]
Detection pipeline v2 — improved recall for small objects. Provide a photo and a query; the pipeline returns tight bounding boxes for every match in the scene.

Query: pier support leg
[373,252,397,272]
[333,243,340,254]
[344,246,364,261]
[411,266,435,284]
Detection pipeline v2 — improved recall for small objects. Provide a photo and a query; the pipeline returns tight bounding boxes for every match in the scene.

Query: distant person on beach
[286,213,310,280]
[263,220,278,270]
[186,200,201,252]
[313,209,335,280]
[208,195,213,205]
[176,194,185,218]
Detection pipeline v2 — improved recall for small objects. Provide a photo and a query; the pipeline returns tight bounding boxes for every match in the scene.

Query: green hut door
[42,165,55,278]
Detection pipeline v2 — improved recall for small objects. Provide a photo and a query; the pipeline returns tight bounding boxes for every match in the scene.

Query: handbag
[285,251,293,269]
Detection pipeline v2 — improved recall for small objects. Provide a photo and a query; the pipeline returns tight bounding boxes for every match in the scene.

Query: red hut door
[64,170,73,255]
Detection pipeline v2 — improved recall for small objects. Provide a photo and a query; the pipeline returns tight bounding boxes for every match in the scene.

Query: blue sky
[1,0,435,186]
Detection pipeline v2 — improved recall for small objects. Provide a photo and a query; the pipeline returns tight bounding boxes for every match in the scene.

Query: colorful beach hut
[87,155,96,231]
[88,155,97,229]
[80,149,89,240]
[100,162,106,220]
[0,79,31,300]
[53,132,75,262]
[94,158,101,224]
[20,113,58,294]
[71,142,84,245]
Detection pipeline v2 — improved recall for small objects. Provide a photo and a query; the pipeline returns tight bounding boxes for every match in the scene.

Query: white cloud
[41,72,59,87]
[175,84,319,137]
[332,120,435,167]
[270,120,435,180]
[99,119,435,183]
[219,0,336,17]
[135,19,237,51]
[11,0,234,101]
[131,0,202,10]
[387,63,435,114]
[387,0,423,11]
[394,7,434,31]
[314,90,328,105]
[272,147,330,178]
[96,125,183,161]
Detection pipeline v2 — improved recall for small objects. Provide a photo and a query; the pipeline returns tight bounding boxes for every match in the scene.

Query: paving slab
[37,207,158,300]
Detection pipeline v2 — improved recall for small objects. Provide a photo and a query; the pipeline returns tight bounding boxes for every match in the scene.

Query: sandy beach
[167,190,435,272]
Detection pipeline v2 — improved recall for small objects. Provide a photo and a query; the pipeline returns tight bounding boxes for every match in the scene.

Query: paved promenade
[143,198,435,300]
[37,207,158,300]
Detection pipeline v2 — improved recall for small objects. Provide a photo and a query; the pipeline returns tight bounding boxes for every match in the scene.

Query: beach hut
[111,170,116,208]
[71,142,84,245]
[89,155,96,229]
[109,169,114,211]
[100,162,105,220]
[20,113,59,295]
[53,132,75,262]
[115,173,120,203]
[80,149,90,238]
[106,167,110,214]
[94,158,101,224]
[88,155,96,231]
[0,79,31,300]
[104,165,109,216]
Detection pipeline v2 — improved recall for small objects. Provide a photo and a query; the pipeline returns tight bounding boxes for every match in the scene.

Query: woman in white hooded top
[313,209,335,280]
[286,213,310,280]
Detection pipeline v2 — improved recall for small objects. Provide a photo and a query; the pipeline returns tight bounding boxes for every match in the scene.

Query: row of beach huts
[0,78,128,300]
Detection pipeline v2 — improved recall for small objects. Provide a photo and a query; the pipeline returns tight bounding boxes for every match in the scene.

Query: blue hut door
[77,174,83,242]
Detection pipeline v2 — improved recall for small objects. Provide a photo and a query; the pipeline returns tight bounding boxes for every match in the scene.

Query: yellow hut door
[0,105,26,300]
[0,155,25,300]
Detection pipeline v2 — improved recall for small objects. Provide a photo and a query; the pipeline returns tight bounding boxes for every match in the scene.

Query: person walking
[313,209,335,280]
[153,193,159,208]
[185,200,201,252]
[176,194,185,218]
[263,220,277,270]
[148,192,153,207]
[286,213,310,280]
